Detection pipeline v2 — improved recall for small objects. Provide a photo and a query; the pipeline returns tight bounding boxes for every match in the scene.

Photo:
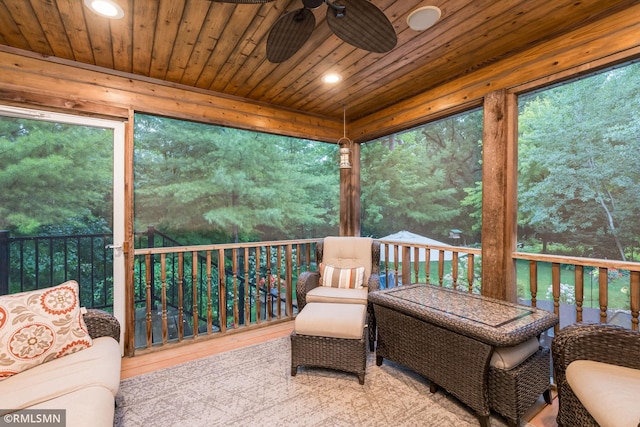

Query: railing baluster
[255,246,262,323]
[575,265,584,323]
[206,251,212,334]
[232,248,238,329]
[467,253,474,293]
[266,246,272,320]
[599,267,608,323]
[413,247,419,283]
[393,245,399,287]
[276,245,282,319]
[192,251,198,338]
[425,248,430,285]
[286,244,293,317]
[452,251,459,290]
[552,263,560,334]
[244,247,250,325]
[218,249,226,333]
[177,253,184,341]
[529,260,538,307]
[145,254,152,349]
[438,251,444,286]
[630,271,639,331]
[161,254,168,345]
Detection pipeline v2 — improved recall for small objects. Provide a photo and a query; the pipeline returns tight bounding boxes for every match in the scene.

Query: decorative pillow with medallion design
[0,280,93,380]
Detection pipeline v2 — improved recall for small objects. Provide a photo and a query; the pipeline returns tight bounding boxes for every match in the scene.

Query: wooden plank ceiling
[0,0,636,122]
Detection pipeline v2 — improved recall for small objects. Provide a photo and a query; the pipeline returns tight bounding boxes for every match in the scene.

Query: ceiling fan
[265,0,397,63]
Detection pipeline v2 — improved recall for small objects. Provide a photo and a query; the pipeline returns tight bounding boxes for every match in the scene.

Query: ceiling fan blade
[326,0,397,54]
[267,8,316,63]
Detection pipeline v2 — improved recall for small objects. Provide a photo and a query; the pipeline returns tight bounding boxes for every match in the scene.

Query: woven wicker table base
[290,327,368,385]
[489,347,552,427]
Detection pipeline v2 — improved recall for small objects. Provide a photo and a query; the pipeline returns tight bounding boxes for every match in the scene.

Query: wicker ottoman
[489,346,552,427]
[291,302,367,384]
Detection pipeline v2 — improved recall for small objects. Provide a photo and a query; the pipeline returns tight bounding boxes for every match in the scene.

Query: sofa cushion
[28,386,115,427]
[0,281,93,380]
[566,359,640,427]
[319,263,365,289]
[322,237,373,286]
[490,336,540,370]
[306,286,368,305]
[0,337,121,411]
[295,303,366,339]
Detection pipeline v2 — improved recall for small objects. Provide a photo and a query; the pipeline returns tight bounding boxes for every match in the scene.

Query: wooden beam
[481,90,518,302]
[0,48,343,142]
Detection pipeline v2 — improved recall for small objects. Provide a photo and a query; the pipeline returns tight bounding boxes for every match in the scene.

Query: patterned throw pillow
[0,280,93,380]
[319,263,366,289]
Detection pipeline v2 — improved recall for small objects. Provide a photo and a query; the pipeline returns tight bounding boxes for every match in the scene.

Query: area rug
[115,337,529,427]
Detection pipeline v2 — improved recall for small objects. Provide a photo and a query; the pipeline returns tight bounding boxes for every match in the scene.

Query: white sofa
[0,308,121,427]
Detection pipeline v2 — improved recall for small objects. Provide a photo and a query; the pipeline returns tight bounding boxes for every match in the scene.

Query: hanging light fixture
[338,106,352,169]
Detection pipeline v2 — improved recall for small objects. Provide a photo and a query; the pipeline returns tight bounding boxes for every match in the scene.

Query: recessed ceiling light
[322,73,342,84]
[84,0,124,19]
[407,6,441,31]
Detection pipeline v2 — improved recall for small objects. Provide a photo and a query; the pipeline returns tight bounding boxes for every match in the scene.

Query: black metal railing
[0,229,113,310]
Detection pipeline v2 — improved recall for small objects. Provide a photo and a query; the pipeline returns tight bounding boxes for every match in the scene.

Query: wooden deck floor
[120,321,558,427]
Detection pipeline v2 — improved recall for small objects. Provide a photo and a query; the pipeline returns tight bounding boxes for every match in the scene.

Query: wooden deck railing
[131,239,317,350]
[513,252,640,332]
[130,238,640,353]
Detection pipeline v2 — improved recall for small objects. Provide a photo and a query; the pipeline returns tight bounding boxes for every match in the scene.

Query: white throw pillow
[0,280,93,380]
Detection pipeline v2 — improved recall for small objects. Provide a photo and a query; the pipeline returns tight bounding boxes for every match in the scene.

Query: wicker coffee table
[369,284,558,427]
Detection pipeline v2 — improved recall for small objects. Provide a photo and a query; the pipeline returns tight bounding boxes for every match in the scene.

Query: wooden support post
[339,141,361,236]
[481,89,518,302]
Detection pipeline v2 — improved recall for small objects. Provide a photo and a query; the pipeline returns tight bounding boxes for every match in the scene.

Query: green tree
[134,114,339,243]
[0,118,113,235]
[518,64,640,259]
[362,110,483,242]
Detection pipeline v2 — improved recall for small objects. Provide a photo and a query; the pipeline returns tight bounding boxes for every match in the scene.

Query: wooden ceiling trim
[350,5,640,142]
[131,0,158,76]
[149,0,186,80]
[179,3,236,86]
[164,0,211,82]
[0,49,343,141]
[56,0,95,64]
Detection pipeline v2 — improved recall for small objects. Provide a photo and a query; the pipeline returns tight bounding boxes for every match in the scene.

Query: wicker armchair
[296,237,380,350]
[83,308,121,342]
[552,323,640,427]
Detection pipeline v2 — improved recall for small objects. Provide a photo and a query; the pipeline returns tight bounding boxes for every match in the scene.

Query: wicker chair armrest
[296,271,320,311]
[83,309,121,342]
[368,272,381,292]
[552,323,640,389]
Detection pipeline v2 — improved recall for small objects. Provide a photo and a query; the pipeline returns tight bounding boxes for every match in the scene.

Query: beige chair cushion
[322,237,373,285]
[306,286,368,306]
[490,336,540,370]
[566,360,640,427]
[0,337,121,410]
[294,303,366,340]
